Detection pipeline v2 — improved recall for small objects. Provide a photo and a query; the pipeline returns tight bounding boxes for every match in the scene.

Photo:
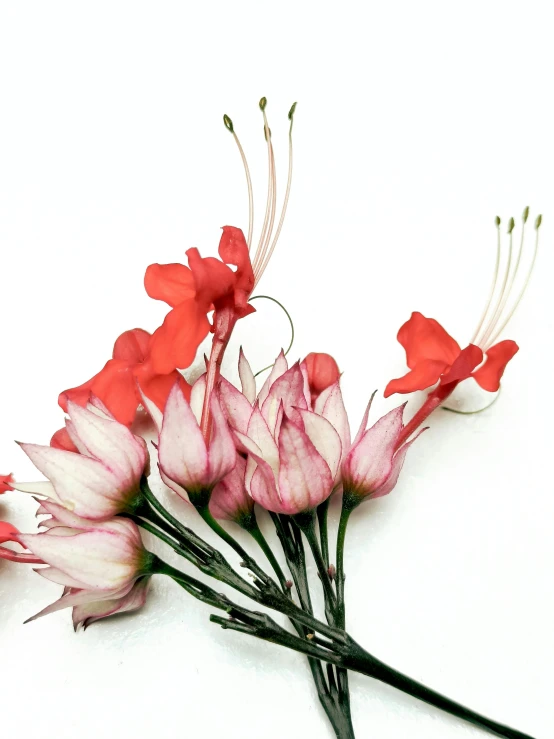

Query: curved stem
[244,517,289,592]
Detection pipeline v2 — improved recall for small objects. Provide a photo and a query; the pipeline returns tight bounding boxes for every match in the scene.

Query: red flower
[384,312,518,398]
[59,328,190,426]
[303,352,341,404]
[145,226,255,376]
[0,473,14,494]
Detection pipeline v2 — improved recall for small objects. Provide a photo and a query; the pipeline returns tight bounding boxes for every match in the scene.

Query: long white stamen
[255,103,296,285]
[223,114,254,250]
[253,98,274,274]
[486,213,541,348]
[471,216,502,344]
[254,108,278,279]
[479,217,515,347]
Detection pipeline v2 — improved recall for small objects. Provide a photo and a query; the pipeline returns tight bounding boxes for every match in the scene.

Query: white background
[0,2,552,738]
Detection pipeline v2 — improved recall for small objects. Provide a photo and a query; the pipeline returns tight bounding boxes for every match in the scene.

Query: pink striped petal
[206,393,237,485]
[238,348,256,404]
[72,578,150,630]
[158,382,208,493]
[277,417,334,513]
[67,401,147,483]
[65,420,91,455]
[138,386,163,433]
[25,582,135,623]
[246,407,280,480]
[372,428,427,500]
[314,381,351,460]
[11,480,60,502]
[352,390,377,447]
[262,364,308,430]
[342,404,405,496]
[17,443,124,519]
[190,373,207,424]
[299,360,312,409]
[297,410,342,479]
[219,377,253,434]
[257,350,288,406]
[36,566,90,589]
[18,526,143,591]
[210,457,252,522]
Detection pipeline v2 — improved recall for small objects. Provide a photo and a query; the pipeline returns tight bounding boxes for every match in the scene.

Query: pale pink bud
[342,403,422,505]
[12,401,148,520]
[209,456,254,524]
[158,382,236,505]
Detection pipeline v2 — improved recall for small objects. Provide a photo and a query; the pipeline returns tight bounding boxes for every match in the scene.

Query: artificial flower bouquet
[0,100,541,739]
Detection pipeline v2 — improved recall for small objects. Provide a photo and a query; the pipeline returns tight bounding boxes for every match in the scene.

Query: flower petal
[303,352,340,402]
[297,409,342,479]
[238,348,256,404]
[219,377,254,435]
[149,299,211,375]
[472,340,519,392]
[342,405,405,496]
[218,226,255,315]
[207,393,237,485]
[277,417,334,513]
[257,350,289,406]
[72,577,150,630]
[371,428,427,500]
[158,382,208,494]
[261,363,308,431]
[112,329,151,363]
[397,312,462,368]
[210,457,252,522]
[384,359,449,397]
[314,381,351,459]
[144,263,196,308]
[439,344,483,386]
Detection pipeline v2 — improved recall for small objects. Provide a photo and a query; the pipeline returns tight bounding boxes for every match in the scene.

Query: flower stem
[242,515,289,593]
[293,510,337,624]
[317,498,331,569]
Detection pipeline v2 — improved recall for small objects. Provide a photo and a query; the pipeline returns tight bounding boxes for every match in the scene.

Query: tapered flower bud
[12,401,148,520]
[209,456,254,524]
[18,516,152,622]
[158,382,236,506]
[342,403,423,506]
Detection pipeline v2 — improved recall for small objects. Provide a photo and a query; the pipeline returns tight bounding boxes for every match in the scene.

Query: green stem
[317,498,331,569]
[243,516,289,592]
[336,503,354,630]
[293,510,337,624]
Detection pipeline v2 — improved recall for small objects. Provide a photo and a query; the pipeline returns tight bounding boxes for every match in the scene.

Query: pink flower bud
[12,401,148,520]
[209,456,254,524]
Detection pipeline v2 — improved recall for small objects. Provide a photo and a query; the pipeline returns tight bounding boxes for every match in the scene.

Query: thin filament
[256,114,294,286]
[253,111,277,277]
[470,221,502,344]
[253,115,274,273]
[479,224,514,347]
[232,131,254,250]
[486,224,540,348]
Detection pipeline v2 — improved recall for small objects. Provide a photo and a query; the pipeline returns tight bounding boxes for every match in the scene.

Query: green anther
[535,214,542,229]
[507,217,515,234]
[288,102,297,120]
[495,216,501,227]
[522,206,529,223]
[259,96,267,111]
[223,114,234,133]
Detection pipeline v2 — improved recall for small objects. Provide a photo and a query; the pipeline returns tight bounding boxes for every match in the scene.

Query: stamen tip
[223,114,234,133]
[522,206,530,223]
[495,216,501,227]
[259,96,267,111]
[288,102,297,120]
[535,214,542,229]
[507,217,515,234]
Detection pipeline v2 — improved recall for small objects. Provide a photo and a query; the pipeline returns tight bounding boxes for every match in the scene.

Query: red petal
[384,359,449,397]
[59,374,97,413]
[218,226,255,315]
[472,340,519,392]
[88,359,140,426]
[136,363,192,412]
[112,328,151,363]
[0,474,14,494]
[397,312,461,369]
[186,248,236,310]
[50,428,80,453]
[303,353,340,401]
[148,299,211,375]
[440,344,483,386]
[144,263,196,308]
[0,520,19,544]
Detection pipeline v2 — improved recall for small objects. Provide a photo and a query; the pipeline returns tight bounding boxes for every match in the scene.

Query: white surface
[0,2,553,738]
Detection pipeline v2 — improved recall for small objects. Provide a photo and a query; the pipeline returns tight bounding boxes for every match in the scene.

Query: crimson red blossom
[384,312,518,398]
[58,328,190,428]
[303,352,341,404]
[145,226,255,376]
